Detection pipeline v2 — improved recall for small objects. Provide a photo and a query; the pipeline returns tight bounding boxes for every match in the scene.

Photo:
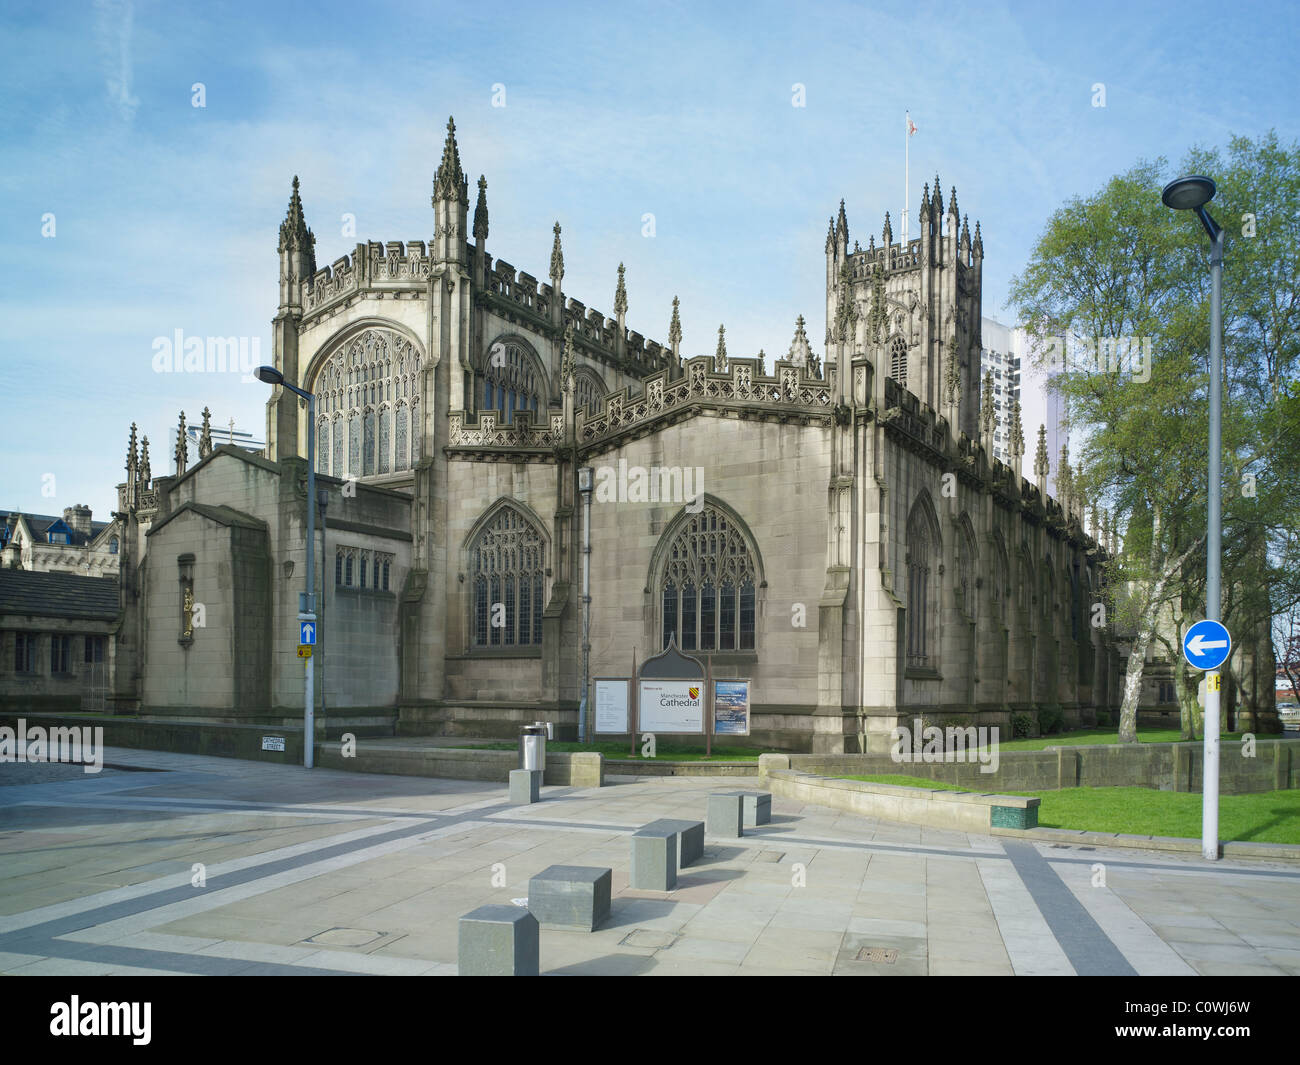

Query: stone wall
[773,738,1300,795]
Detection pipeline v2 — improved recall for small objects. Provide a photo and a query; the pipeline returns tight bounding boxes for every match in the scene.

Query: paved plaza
[1,748,1298,976]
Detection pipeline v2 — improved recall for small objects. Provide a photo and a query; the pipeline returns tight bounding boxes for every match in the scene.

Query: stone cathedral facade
[110,116,1147,754]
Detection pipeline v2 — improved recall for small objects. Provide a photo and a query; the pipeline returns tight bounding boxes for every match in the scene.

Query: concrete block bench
[630,826,678,891]
[706,792,744,837]
[509,769,541,803]
[458,904,539,976]
[738,791,771,826]
[640,818,705,868]
[528,865,612,931]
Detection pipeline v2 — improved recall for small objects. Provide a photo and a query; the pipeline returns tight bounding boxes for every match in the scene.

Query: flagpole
[904,111,910,246]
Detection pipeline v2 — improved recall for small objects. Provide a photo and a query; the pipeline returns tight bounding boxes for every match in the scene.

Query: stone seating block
[706,792,744,838]
[630,827,678,891]
[640,818,705,867]
[458,905,539,976]
[740,791,772,826]
[509,769,541,804]
[528,865,612,931]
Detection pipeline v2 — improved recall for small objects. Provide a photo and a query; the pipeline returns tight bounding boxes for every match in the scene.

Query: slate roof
[0,570,120,620]
[0,511,110,548]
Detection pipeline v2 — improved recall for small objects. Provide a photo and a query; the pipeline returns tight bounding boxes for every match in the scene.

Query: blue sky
[2,0,1295,519]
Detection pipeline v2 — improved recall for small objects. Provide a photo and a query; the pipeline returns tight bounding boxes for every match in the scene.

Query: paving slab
[2,745,1299,978]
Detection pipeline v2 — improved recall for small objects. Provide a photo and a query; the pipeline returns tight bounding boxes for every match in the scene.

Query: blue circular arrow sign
[1182,619,1231,671]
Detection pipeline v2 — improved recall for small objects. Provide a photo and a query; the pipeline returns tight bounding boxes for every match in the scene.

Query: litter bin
[519,724,547,772]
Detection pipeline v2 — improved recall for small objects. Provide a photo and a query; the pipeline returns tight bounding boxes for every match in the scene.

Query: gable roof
[0,570,120,620]
[147,501,267,537]
[0,511,112,548]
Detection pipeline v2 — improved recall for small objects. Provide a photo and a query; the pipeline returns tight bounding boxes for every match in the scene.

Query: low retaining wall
[0,713,305,766]
[316,743,604,788]
[759,757,1038,831]
[0,714,605,786]
[604,759,759,777]
[785,738,1299,794]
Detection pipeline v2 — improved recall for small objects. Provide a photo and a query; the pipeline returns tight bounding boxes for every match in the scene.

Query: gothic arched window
[991,536,1008,623]
[889,335,908,388]
[470,506,547,648]
[659,505,758,652]
[481,340,543,425]
[574,369,607,416]
[1019,549,1033,618]
[957,522,977,622]
[906,497,939,668]
[312,328,422,479]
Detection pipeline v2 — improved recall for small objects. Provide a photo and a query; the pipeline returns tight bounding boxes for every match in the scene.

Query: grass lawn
[842,774,1300,844]
[981,724,1242,753]
[463,740,762,761]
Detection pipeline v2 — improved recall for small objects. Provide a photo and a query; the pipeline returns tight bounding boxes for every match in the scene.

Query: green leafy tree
[1009,133,1300,742]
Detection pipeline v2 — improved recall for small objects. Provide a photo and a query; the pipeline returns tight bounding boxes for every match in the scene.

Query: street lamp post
[255,365,317,769]
[317,485,329,730]
[577,466,594,743]
[1161,175,1224,861]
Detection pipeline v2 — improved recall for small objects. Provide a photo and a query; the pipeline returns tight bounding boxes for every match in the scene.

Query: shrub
[1094,709,1111,727]
[1039,706,1064,735]
[1011,712,1035,738]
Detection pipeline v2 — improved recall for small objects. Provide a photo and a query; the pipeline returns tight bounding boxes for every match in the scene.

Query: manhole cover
[306,927,385,947]
[753,851,786,863]
[621,929,677,950]
[856,947,898,963]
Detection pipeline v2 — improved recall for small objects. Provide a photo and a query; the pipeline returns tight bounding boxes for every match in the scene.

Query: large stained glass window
[313,328,422,479]
[470,506,547,648]
[659,505,758,652]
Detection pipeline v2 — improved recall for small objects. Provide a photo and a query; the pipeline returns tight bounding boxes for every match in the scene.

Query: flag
[907,113,918,136]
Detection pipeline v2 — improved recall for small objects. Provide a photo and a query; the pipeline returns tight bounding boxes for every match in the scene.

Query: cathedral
[109,116,1163,753]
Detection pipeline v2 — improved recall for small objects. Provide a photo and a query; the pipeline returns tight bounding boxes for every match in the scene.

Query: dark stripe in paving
[0,805,513,947]
[1037,853,1300,880]
[1001,840,1137,976]
[3,935,360,976]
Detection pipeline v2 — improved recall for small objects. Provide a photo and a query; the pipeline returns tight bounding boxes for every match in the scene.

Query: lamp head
[253,366,284,386]
[1161,175,1216,211]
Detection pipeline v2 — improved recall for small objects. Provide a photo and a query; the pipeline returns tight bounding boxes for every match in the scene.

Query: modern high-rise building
[980,317,1022,468]
[982,316,1067,492]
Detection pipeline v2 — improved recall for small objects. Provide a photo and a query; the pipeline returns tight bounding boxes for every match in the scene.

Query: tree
[1009,133,1300,742]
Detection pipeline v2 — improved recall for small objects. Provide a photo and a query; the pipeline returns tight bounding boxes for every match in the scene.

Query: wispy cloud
[94,0,138,123]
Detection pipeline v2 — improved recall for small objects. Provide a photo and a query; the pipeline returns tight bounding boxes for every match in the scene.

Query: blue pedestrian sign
[1182,620,1230,671]
[300,620,316,646]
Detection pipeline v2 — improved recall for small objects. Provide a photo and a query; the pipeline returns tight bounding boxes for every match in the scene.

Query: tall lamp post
[254,365,317,769]
[577,466,594,743]
[1161,174,1224,861]
[317,485,329,729]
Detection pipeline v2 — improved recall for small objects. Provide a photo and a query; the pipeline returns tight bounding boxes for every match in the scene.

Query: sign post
[298,611,316,767]
[1183,619,1231,861]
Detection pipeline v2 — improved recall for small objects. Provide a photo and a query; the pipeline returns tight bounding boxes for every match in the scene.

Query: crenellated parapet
[447,410,566,451]
[576,355,835,450]
[473,251,675,380]
[445,354,836,459]
[302,240,439,316]
[879,377,949,459]
[852,238,923,275]
[305,254,359,313]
